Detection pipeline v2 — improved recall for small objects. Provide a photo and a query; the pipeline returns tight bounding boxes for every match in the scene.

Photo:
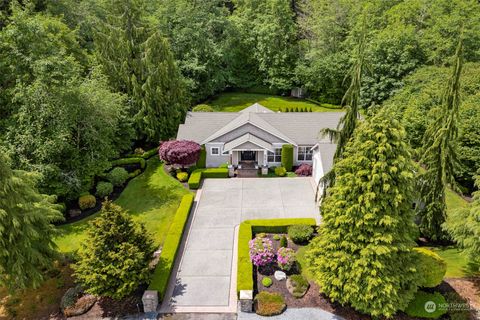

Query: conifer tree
[417,36,463,241]
[444,175,480,267]
[134,32,187,141]
[306,110,419,317]
[74,201,155,299]
[0,150,63,290]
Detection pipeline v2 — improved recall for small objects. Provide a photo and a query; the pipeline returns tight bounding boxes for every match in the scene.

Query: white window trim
[211,147,221,156]
[297,146,314,161]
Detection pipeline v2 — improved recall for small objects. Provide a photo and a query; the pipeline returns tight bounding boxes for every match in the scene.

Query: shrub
[159,140,201,167]
[288,225,314,244]
[149,194,194,299]
[108,167,129,186]
[281,144,294,171]
[414,248,447,288]
[111,157,146,169]
[128,169,141,178]
[196,145,206,168]
[273,234,281,241]
[141,147,159,159]
[96,182,113,198]
[249,236,275,267]
[280,235,288,248]
[255,291,286,316]
[405,291,447,319]
[192,104,214,112]
[262,277,272,288]
[275,166,287,177]
[78,195,96,210]
[176,172,189,182]
[295,164,312,176]
[218,163,229,168]
[74,201,155,299]
[289,274,309,298]
[60,286,83,310]
[187,165,198,174]
[443,291,471,320]
[237,218,317,295]
[134,148,145,156]
[188,171,202,189]
[277,247,295,271]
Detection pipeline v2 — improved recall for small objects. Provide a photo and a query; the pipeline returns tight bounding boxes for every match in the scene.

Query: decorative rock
[239,290,254,313]
[274,270,287,281]
[69,209,82,218]
[142,290,158,313]
[63,294,96,317]
[286,277,309,298]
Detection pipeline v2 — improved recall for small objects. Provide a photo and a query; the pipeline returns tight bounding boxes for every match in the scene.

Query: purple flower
[249,237,275,267]
[277,247,295,271]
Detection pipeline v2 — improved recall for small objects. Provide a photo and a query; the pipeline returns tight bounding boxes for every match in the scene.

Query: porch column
[232,151,239,165]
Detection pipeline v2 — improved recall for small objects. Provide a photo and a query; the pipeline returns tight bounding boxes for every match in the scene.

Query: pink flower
[277,247,295,271]
[249,237,275,267]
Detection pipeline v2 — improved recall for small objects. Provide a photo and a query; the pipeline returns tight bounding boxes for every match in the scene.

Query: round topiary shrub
[414,247,447,288]
[405,291,447,319]
[176,172,189,182]
[287,225,314,244]
[275,166,287,177]
[96,182,113,198]
[262,277,273,288]
[108,167,129,186]
[281,144,294,171]
[255,291,286,316]
[192,104,214,112]
[78,194,96,211]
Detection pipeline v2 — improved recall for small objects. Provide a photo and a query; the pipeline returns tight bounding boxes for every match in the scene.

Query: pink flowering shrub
[295,164,312,176]
[249,237,275,267]
[277,247,295,271]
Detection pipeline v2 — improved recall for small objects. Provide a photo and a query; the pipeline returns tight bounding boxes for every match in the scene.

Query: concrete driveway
[160,178,319,313]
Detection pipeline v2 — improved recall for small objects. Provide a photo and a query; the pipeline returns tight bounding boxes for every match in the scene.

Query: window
[211,147,220,155]
[298,146,313,161]
[267,148,282,162]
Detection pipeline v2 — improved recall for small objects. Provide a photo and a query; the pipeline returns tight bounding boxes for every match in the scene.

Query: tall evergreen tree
[134,32,187,142]
[94,0,186,142]
[444,175,480,267]
[0,150,63,290]
[74,200,155,299]
[306,110,419,317]
[417,36,464,241]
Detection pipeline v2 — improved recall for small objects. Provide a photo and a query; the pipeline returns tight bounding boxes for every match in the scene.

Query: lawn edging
[188,168,229,189]
[148,193,194,300]
[237,218,317,296]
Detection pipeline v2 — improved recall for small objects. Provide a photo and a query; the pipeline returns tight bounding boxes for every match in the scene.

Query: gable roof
[200,111,297,145]
[223,133,274,152]
[176,103,344,146]
[239,103,273,114]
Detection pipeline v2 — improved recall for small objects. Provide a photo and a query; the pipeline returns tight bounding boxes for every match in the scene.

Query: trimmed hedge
[149,194,194,300]
[111,157,146,169]
[281,144,293,171]
[187,168,229,189]
[196,145,206,168]
[414,247,447,288]
[237,218,317,295]
[141,147,159,159]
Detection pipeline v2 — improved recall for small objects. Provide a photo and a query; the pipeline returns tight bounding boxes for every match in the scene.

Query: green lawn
[445,187,469,213]
[426,246,479,278]
[55,158,190,253]
[296,245,315,282]
[201,92,341,112]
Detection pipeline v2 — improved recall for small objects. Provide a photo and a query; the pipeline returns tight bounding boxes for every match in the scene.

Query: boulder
[68,209,82,218]
[274,270,287,281]
[63,294,96,317]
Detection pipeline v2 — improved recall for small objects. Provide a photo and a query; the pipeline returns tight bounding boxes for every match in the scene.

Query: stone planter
[239,290,254,313]
[228,165,235,177]
[261,166,269,176]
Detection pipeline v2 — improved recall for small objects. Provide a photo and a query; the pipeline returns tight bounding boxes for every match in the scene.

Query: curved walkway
[160,178,320,313]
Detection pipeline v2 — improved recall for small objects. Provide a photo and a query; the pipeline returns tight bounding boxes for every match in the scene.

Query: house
[176,103,343,184]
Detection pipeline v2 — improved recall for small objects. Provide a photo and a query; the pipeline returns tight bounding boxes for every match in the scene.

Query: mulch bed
[253,234,478,320]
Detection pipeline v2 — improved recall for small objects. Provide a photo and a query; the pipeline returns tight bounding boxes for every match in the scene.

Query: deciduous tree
[158,140,201,167]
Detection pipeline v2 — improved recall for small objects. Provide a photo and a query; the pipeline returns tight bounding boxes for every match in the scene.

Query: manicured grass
[55,158,190,253]
[445,187,469,213]
[426,246,480,278]
[201,92,341,112]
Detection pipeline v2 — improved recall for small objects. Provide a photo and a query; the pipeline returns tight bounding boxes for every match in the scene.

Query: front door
[241,151,256,161]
